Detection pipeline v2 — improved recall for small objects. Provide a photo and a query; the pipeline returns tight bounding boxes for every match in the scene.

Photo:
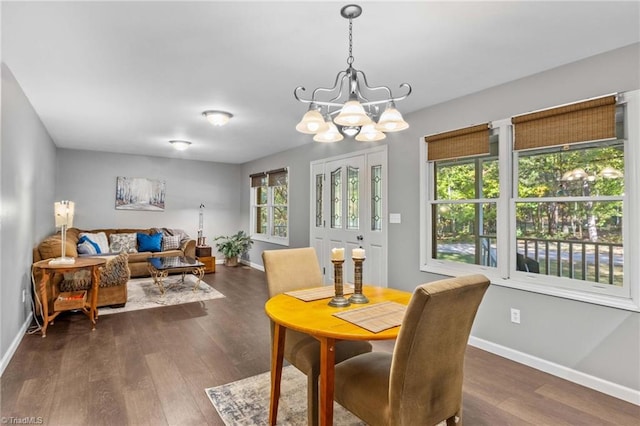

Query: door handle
[356,235,364,241]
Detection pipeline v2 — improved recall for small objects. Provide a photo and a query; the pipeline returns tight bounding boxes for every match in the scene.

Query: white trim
[468,336,640,406]
[0,313,32,377]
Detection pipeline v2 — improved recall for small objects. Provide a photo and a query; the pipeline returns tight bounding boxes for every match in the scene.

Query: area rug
[99,275,225,315]
[206,365,365,426]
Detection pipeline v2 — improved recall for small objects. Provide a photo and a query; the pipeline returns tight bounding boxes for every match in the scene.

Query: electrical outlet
[510,308,521,324]
[22,289,26,303]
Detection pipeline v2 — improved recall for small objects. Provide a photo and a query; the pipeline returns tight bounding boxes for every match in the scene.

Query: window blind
[512,95,616,151]
[424,124,490,161]
[267,168,288,187]
[250,172,266,187]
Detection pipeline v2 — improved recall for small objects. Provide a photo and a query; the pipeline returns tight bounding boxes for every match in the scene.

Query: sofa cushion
[79,232,110,254]
[162,235,180,251]
[137,232,162,252]
[109,233,138,253]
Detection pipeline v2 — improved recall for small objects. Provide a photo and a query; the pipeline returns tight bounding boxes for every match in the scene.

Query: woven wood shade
[267,168,288,187]
[250,173,266,187]
[512,95,616,151]
[424,124,490,161]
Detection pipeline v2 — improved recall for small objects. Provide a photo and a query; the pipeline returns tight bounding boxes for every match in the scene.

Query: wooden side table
[198,256,216,273]
[32,257,106,337]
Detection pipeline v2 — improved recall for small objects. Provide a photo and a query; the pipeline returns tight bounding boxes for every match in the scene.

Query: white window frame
[250,168,289,246]
[420,90,640,312]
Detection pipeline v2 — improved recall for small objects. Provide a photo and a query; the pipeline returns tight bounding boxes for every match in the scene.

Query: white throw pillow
[79,232,110,254]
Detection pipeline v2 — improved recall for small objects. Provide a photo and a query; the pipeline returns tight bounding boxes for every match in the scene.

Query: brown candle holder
[328,259,350,307]
[349,257,369,304]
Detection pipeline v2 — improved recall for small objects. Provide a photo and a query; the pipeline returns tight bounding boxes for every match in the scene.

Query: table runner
[333,301,406,333]
[285,285,355,302]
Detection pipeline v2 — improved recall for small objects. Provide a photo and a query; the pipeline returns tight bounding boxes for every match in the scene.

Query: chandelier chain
[347,18,354,65]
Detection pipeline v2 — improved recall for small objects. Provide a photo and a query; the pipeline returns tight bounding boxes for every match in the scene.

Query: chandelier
[294,4,412,143]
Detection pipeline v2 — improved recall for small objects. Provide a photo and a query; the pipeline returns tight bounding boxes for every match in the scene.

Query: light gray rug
[206,365,365,426]
[99,275,224,315]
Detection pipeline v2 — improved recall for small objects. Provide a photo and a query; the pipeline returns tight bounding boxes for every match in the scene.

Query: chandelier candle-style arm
[294,4,412,140]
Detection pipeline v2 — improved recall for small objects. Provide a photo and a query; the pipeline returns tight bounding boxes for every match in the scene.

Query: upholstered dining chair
[262,247,373,426]
[332,274,490,426]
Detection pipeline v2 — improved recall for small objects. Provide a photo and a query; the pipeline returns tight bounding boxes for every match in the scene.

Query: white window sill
[421,263,640,312]
[252,234,289,247]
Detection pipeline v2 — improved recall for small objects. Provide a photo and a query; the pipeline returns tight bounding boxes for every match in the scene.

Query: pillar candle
[331,247,345,261]
[352,248,366,259]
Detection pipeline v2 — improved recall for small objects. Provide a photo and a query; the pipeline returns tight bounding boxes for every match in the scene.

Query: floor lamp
[49,200,75,265]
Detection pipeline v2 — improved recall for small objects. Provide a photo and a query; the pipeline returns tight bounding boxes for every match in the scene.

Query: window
[250,168,289,245]
[421,91,640,311]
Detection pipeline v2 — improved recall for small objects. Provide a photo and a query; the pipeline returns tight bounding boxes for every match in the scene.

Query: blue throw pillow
[78,235,101,254]
[137,232,162,252]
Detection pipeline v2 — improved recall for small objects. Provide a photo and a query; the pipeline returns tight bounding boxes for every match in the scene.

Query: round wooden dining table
[264,285,411,426]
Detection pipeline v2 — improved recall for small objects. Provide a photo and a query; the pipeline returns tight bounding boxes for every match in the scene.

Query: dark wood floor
[1,266,638,425]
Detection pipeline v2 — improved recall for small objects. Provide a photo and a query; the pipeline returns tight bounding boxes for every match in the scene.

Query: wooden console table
[33,257,106,337]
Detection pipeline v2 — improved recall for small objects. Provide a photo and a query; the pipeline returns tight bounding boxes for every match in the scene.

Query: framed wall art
[115,177,166,211]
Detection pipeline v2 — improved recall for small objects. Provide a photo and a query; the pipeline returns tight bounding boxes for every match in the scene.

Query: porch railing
[477,235,622,285]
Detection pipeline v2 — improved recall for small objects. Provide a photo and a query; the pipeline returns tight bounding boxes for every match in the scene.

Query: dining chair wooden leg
[269,323,286,426]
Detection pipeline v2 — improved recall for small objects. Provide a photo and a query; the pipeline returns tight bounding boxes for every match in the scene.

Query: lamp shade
[334,100,371,127]
[296,109,328,134]
[314,121,344,143]
[54,201,75,228]
[356,124,386,142]
[376,104,409,132]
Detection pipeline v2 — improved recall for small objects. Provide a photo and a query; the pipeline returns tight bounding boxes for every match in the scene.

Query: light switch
[389,213,401,224]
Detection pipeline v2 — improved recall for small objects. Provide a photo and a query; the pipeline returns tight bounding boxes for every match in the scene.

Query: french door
[310,146,388,286]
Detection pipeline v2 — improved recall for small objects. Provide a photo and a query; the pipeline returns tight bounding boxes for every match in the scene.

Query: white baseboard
[0,313,33,377]
[468,336,640,406]
[240,259,264,271]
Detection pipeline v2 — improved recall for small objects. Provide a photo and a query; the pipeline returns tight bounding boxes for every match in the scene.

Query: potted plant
[214,231,254,266]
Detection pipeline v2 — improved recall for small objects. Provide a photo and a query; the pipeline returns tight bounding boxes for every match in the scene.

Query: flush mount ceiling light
[295,4,411,142]
[170,140,192,151]
[202,110,233,126]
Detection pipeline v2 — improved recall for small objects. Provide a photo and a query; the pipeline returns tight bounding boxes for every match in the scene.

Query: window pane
[331,168,342,228]
[432,202,497,266]
[255,206,267,234]
[347,166,359,230]
[435,158,498,200]
[315,174,323,227]
[273,184,288,205]
[256,185,268,204]
[515,200,623,285]
[272,206,288,237]
[518,143,624,198]
[371,165,382,231]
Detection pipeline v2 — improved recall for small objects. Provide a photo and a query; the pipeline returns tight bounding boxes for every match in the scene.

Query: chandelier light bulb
[296,109,328,134]
[356,124,386,142]
[334,100,371,127]
[342,126,360,137]
[376,103,409,132]
[202,110,233,126]
[313,121,344,143]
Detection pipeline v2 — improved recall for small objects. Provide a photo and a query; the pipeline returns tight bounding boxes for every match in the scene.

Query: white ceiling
[3,1,639,164]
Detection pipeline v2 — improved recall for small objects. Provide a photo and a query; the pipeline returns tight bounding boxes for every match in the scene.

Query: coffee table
[147,256,205,294]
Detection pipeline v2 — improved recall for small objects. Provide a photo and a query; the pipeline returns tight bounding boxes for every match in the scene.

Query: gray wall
[1,64,57,369]
[56,149,243,249]
[241,43,640,393]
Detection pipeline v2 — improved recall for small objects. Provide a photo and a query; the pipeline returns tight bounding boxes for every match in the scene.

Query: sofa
[33,227,196,308]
